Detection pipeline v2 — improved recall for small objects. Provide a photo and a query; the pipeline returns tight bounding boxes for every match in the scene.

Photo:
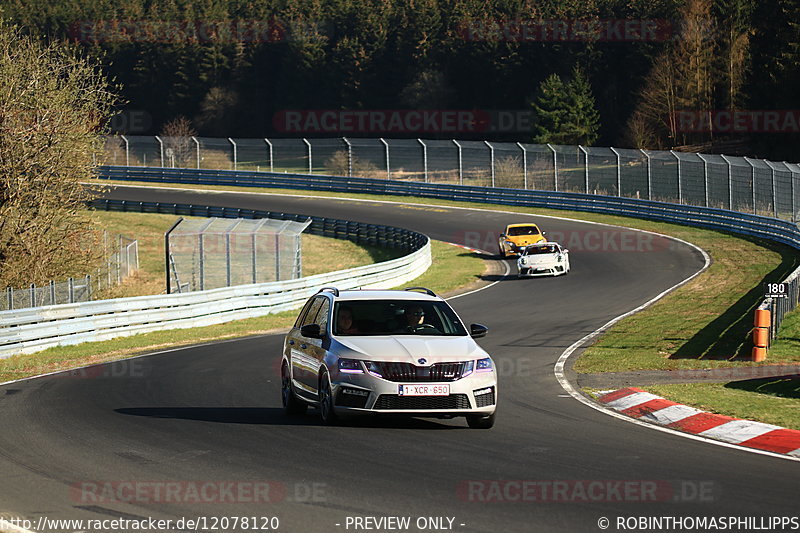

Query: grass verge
[643,380,800,431]
[0,240,486,383]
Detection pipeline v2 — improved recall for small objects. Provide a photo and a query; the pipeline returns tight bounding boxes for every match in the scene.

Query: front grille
[374,394,471,410]
[371,362,467,382]
[474,387,496,407]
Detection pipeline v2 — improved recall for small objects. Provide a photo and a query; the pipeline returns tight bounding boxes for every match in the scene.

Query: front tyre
[318,371,339,425]
[466,411,496,429]
[282,362,307,416]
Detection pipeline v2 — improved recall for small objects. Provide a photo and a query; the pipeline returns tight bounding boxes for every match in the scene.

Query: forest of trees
[3,0,799,160]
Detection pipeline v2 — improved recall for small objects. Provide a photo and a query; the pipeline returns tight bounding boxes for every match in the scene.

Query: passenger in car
[336,306,360,335]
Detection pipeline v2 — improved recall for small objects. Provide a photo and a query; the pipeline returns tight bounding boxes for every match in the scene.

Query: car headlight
[364,361,383,378]
[476,357,493,372]
[505,240,515,246]
[461,360,475,378]
[338,358,364,374]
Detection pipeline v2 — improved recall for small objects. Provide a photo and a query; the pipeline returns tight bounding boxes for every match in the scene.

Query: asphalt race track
[0,185,797,533]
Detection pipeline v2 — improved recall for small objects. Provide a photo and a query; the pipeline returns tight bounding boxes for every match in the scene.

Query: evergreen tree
[531,67,600,145]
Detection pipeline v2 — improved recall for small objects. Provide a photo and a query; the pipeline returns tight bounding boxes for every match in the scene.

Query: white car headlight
[476,358,493,372]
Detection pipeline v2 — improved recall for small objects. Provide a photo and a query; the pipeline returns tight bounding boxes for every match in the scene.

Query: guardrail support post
[343,137,353,177]
[264,139,274,172]
[229,138,238,170]
[610,147,622,196]
[155,135,164,167]
[670,150,682,204]
[303,138,312,174]
[578,145,589,193]
[418,139,428,183]
[485,141,495,187]
[720,154,734,210]
[380,138,390,179]
[547,143,558,192]
[453,140,463,185]
[191,136,200,169]
[120,135,130,167]
[516,142,528,189]
[641,149,652,200]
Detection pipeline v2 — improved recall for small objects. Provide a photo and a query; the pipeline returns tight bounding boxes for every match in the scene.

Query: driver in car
[397,305,440,334]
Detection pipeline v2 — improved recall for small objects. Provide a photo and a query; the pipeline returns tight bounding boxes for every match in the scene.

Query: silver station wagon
[280,287,497,428]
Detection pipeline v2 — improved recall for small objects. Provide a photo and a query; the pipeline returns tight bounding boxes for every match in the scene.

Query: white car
[281,287,497,428]
[517,242,570,277]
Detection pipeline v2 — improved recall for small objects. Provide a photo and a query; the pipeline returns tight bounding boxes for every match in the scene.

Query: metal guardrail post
[191,136,200,169]
[453,140,463,185]
[610,147,622,196]
[380,138,390,179]
[303,138,312,174]
[343,137,353,177]
[264,139,274,172]
[485,141,495,187]
[229,138,238,170]
[670,150,682,204]
[516,142,527,190]
[120,135,130,167]
[720,154,734,210]
[418,139,428,183]
[641,149,652,200]
[547,144,558,192]
[155,136,164,167]
[578,145,589,193]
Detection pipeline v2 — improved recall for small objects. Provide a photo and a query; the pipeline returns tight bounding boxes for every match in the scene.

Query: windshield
[333,300,468,336]
[524,245,557,255]
[507,226,539,236]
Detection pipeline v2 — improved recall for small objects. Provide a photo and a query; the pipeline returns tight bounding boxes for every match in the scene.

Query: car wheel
[498,244,506,258]
[281,362,307,416]
[466,411,495,429]
[318,371,339,425]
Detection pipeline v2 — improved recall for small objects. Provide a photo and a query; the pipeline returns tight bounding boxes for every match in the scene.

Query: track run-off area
[0,185,797,533]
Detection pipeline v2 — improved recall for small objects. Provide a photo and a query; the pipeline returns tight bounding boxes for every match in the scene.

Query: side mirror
[300,324,323,339]
[470,323,488,339]
[542,231,547,236]
[499,233,507,238]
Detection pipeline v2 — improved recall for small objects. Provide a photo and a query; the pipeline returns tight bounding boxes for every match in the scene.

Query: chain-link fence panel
[196,137,234,170]
[308,138,348,175]
[724,155,754,213]
[458,141,493,187]
[268,139,310,174]
[385,139,425,181]
[519,144,555,191]
[697,154,731,210]
[103,136,128,166]
[613,148,648,199]
[422,139,459,184]
[673,152,706,206]
[747,158,775,217]
[125,135,161,167]
[644,150,678,202]
[585,146,617,196]
[552,145,585,193]
[347,138,387,179]
[489,142,526,189]
[231,138,272,172]
[766,161,793,220]
[160,136,198,168]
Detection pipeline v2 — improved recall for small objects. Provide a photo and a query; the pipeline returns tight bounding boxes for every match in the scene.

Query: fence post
[68,277,74,303]
[6,286,12,310]
[786,162,795,223]
[49,280,56,305]
[264,139,274,172]
[191,136,200,169]
[380,138,390,179]
[303,138,312,174]
[743,156,757,214]
[199,233,205,291]
[229,138,238,170]
[768,160,777,218]
[516,142,527,190]
[275,234,281,281]
[418,139,428,183]
[610,147,622,196]
[121,135,130,166]
[670,150,682,204]
[343,137,353,177]
[453,140,463,185]
[720,154,734,210]
[484,141,495,187]
[30,283,36,308]
[547,143,558,191]
[155,135,164,167]
[86,275,92,300]
[641,150,652,200]
[578,145,589,193]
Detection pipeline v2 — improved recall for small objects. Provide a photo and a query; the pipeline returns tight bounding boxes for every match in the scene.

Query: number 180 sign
[765,283,788,298]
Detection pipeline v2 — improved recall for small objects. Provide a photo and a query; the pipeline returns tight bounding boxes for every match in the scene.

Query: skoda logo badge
[418,358,427,365]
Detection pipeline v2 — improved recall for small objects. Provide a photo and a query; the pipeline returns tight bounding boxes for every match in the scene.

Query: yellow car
[498,223,546,257]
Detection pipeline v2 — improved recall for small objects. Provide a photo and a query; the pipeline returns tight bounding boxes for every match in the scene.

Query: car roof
[330,289,441,302]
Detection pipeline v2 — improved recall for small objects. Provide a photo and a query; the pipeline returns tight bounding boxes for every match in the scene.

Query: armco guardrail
[0,200,430,358]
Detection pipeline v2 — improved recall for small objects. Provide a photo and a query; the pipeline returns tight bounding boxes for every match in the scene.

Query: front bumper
[330,369,497,417]
[518,261,567,277]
